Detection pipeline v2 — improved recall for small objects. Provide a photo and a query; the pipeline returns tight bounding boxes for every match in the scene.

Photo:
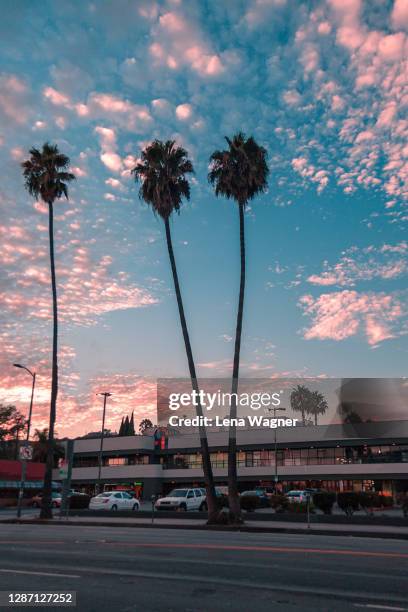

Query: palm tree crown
[21,142,75,204]
[208,132,268,206]
[132,140,194,219]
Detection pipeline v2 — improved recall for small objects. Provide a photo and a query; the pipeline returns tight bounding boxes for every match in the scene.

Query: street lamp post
[96,392,112,495]
[13,363,36,519]
[266,406,286,488]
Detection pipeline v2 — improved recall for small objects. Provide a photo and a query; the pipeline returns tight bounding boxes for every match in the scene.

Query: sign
[19,443,33,461]
[59,459,68,478]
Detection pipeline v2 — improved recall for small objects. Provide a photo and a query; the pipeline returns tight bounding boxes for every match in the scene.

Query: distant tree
[118,417,124,436]
[0,404,26,459]
[290,385,312,425]
[129,412,135,435]
[308,390,328,426]
[123,415,130,435]
[32,428,64,465]
[139,418,154,434]
[22,143,75,519]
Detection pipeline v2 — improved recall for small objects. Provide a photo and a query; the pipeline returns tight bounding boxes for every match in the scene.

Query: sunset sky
[0,0,407,438]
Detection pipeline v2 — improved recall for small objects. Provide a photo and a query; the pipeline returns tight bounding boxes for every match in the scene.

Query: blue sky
[0,0,407,436]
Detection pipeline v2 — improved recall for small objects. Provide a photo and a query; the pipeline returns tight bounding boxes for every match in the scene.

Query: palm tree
[33,428,64,464]
[22,143,75,519]
[132,140,218,522]
[208,133,268,522]
[308,390,328,426]
[290,385,312,425]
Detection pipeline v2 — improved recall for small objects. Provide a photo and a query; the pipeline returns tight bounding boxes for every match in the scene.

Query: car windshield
[98,493,113,498]
[167,489,187,498]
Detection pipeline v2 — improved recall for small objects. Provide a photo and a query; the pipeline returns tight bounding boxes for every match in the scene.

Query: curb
[2,518,408,540]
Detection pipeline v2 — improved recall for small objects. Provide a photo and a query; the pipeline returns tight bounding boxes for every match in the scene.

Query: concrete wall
[73,435,154,453]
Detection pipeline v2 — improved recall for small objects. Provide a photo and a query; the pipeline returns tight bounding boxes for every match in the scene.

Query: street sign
[59,459,68,478]
[19,443,33,461]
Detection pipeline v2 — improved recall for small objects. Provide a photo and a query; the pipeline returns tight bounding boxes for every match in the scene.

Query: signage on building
[19,443,33,461]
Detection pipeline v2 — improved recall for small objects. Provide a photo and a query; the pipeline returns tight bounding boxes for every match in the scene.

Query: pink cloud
[391,0,408,32]
[299,290,405,345]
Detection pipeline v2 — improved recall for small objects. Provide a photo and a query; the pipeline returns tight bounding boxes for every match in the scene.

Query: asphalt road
[0,523,407,611]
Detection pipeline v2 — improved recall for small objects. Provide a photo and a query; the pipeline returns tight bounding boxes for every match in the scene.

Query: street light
[96,392,112,495]
[265,406,286,488]
[13,363,36,519]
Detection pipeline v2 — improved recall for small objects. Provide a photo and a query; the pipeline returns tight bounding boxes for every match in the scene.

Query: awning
[0,481,61,490]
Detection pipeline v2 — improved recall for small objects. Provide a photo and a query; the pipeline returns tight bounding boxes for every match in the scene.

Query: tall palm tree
[308,390,328,426]
[22,143,75,519]
[208,133,269,522]
[132,140,218,522]
[290,385,312,425]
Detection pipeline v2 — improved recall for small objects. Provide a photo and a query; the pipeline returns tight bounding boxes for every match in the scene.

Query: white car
[286,490,311,503]
[155,488,207,512]
[89,491,140,511]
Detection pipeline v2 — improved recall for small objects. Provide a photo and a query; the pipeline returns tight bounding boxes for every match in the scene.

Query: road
[0,523,407,611]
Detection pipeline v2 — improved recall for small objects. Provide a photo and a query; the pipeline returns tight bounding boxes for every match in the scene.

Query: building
[52,420,408,500]
[0,459,45,507]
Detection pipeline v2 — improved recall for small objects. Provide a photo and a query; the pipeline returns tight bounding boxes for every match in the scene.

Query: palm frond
[21,143,76,203]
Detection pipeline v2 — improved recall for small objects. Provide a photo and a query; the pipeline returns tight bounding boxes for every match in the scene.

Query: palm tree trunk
[164,217,218,523]
[40,201,58,520]
[315,413,317,426]
[228,201,245,523]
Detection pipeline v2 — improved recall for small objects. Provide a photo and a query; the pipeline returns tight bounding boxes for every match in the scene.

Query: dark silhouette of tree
[208,132,268,523]
[32,428,64,464]
[132,140,218,522]
[309,390,328,425]
[0,404,26,459]
[139,418,154,434]
[118,417,124,436]
[129,412,135,435]
[290,385,312,425]
[22,143,75,519]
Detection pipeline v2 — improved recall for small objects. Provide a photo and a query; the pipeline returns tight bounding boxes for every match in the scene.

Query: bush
[313,491,336,515]
[286,501,314,514]
[69,494,90,509]
[337,491,360,516]
[240,494,261,512]
[270,494,289,513]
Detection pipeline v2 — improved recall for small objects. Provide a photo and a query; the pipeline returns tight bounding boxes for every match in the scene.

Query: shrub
[240,494,260,512]
[69,494,90,509]
[270,494,289,513]
[286,501,314,514]
[337,491,360,516]
[313,491,336,515]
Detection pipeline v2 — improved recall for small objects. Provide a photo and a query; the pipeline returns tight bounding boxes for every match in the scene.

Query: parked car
[254,486,275,499]
[31,492,62,508]
[155,488,207,511]
[240,490,270,508]
[286,490,311,503]
[89,491,140,511]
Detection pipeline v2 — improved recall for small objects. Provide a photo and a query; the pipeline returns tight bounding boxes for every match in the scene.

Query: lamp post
[13,363,36,519]
[266,406,286,488]
[96,392,112,495]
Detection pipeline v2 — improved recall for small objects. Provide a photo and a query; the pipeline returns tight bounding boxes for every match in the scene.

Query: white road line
[0,569,80,579]
[354,605,406,611]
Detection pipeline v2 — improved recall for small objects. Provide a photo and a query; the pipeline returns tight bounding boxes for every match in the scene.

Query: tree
[32,428,64,464]
[129,412,135,435]
[308,390,328,426]
[132,140,218,522]
[139,418,154,434]
[123,415,130,435]
[0,404,26,459]
[290,385,312,425]
[208,133,268,522]
[22,143,75,519]
[118,417,124,436]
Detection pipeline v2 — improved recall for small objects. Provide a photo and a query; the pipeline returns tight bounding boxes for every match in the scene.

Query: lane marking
[101,541,408,559]
[1,539,408,560]
[0,569,80,579]
[354,605,406,611]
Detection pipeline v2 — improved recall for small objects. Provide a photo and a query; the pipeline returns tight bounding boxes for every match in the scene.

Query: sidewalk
[2,514,408,539]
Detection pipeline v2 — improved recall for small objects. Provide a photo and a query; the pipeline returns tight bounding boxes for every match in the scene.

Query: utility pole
[13,364,36,519]
[96,392,112,495]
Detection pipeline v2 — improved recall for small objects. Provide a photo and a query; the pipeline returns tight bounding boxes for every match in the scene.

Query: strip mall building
[52,420,408,500]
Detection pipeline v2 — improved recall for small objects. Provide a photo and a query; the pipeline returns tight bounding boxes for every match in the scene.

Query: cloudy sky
[0,0,407,437]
